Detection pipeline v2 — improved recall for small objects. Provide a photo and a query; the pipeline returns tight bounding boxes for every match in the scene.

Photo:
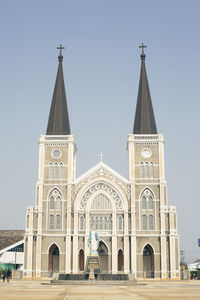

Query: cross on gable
[98,152,104,163]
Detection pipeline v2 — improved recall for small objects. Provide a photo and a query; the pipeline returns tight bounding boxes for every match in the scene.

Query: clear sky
[0,0,199,263]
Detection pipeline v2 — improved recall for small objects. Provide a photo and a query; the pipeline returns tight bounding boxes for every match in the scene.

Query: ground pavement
[0,280,199,300]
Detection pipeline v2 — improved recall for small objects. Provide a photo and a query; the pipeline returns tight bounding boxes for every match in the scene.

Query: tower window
[148,196,153,209]
[56,196,61,210]
[145,162,149,178]
[142,196,147,209]
[54,163,58,179]
[150,162,154,178]
[50,196,54,210]
[56,215,61,229]
[50,214,54,229]
[142,215,147,230]
[60,163,63,179]
[49,163,53,179]
[140,162,144,177]
[149,214,154,230]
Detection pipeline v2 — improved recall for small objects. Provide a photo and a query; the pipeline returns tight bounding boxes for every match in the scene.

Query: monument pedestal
[85,255,100,277]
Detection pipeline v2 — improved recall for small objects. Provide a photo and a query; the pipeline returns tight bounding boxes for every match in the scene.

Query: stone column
[73,236,78,273]
[85,212,90,265]
[124,236,129,273]
[112,236,117,274]
[161,236,167,279]
[26,235,33,277]
[65,235,71,273]
[123,212,129,273]
[131,236,136,275]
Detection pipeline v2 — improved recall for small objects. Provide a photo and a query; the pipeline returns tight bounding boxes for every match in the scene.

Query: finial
[57,44,65,61]
[139,43,147,60]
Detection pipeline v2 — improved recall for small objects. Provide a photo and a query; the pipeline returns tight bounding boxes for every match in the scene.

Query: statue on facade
[88,231,99,255]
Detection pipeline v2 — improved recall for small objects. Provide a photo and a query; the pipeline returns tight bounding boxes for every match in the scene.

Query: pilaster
[73,236,78,273]
[112,236,117,274]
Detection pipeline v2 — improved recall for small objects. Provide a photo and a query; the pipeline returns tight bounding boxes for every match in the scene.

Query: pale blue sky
[0,0,200,263]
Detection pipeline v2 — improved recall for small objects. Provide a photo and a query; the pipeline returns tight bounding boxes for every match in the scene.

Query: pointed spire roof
[133,44,157,134]
[46,44,71,135]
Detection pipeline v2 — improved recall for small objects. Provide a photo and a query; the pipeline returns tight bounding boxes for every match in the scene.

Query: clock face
[52,149,61,159]
[141,148,152,158]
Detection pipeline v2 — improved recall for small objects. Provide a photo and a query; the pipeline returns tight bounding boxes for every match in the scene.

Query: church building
[23,45,180,279]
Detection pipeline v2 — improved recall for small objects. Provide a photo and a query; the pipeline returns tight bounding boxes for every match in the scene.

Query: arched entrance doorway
[118,249,124,271]
[79,249,84,271]
[49,244,59,274]
[98,241,108,273]
[143,244,154,278]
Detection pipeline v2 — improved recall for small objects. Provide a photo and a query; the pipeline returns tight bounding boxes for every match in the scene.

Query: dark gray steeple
[46,44,71,135]
[133,44,157,134]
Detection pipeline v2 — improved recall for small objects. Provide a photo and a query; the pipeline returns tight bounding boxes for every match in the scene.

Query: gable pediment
[72,162,130,203]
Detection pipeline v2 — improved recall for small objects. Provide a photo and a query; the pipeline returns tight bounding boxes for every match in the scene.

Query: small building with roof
[0,230,24,271]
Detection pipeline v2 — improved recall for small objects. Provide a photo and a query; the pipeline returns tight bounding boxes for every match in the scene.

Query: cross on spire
[139,43,147,55]
[57,44,65,56]
[98,152,104,163]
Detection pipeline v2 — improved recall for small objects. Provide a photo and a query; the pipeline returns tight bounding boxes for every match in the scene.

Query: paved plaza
[0,280,199,300]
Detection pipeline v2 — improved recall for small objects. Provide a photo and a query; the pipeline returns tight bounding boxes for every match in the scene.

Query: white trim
[75,162,129,185]
[141,242,155,254]
[47,242,61,253]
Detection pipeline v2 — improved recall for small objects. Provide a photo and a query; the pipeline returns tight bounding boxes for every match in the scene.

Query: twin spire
[133,43,157,134]
[46,43,157,136]
[46,44,71,135]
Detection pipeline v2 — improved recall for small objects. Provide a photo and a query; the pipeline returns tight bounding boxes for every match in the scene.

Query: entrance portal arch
[79,249,84,271]
[48,244,59,274]
[118,249,124,271]
[143,244,154,278]
[98,241,108,273]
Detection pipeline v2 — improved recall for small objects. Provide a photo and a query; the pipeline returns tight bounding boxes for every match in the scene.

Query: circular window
[144,189,150,196]
[141,148,152,158]
[52,149,61,159]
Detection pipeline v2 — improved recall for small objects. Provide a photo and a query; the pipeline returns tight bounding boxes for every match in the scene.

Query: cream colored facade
[23,132,180,279]
[23,47,180,279]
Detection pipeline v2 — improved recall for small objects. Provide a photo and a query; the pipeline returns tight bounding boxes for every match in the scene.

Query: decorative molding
[72,165,131,203]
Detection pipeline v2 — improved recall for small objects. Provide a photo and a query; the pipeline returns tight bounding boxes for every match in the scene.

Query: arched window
[142,196,147,209]
[59,163,63,179]
[90,194,112,210]
[56,196,61,210]
[118,216,123,230]
[148,196,153,209]
[145,162,149,178]
[150,162,154,178]
[50,196,54,210]
[50,215,54,229]
[99,217,103,230]
[104,217,107,230]
[140,162,144,177]
[79,216,84,230]
[149,215,154,230]
[95,217,99,230]
[54,163,58,179]
[56,215,61,229]
[108,217,112,230]
[142,215,147,230]
[49,163,53,179]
